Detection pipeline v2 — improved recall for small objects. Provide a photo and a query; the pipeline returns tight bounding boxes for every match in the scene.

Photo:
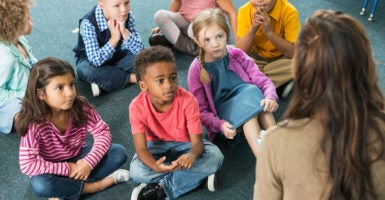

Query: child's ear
[37,89,45,100]
[138,81,148,92]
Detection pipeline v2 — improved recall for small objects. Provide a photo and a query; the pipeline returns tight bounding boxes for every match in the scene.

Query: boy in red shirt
[129,46,224,200]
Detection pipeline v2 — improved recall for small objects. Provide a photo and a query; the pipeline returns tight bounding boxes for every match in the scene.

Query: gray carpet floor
[0,0,383,199]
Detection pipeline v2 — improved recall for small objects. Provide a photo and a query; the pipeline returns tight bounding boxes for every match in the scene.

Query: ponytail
[199,48,210,84]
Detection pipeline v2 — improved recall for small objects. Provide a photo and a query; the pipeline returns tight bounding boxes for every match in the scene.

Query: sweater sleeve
[234,48,278,101]
[83,108,112,169]
[187,59,224,135]
[19,125,70,177]
[0,51,25,102]
[254,130,283,199]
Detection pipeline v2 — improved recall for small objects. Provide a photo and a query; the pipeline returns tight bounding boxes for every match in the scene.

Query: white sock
[257,130,266,146]
[108,169,130,184]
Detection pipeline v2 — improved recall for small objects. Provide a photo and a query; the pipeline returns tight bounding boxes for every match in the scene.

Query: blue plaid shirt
[79,5,144,67]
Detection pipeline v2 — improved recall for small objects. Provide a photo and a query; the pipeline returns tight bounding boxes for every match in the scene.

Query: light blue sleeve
[0,47,22,102]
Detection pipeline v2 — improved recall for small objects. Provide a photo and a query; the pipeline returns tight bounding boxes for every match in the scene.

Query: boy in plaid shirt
[73,0,144,97]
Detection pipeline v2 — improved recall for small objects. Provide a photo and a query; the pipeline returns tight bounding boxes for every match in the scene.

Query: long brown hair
[15,57,92,136]
[192,8,230,84]
[285,10,385,199]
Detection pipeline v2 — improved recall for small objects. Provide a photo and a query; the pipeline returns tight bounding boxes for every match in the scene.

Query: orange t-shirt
[237,0,300,59]
[129,86,202,142]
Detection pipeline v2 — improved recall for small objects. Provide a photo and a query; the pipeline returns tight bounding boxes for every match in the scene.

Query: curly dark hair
[0,0,34,43]
[134,46,175,82]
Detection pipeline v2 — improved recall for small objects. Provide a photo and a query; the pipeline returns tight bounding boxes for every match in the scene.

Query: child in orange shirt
[129,46,223,200]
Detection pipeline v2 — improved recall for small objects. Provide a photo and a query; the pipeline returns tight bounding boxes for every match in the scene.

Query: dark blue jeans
[29,143,127,200]
[76,50,135,92]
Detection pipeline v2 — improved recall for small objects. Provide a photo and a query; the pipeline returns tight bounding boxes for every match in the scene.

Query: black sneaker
[131,183,146,200]
[149,33,173,48]
[137,183,166,200]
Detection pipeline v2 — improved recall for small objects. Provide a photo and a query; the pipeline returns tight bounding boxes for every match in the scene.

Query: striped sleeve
[19,124,69,177]
[83,108,112,169]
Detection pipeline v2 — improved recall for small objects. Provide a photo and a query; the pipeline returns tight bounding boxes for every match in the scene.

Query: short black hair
[134,46,175,82]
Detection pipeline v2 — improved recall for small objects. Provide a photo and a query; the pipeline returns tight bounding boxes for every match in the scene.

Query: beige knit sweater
[254,118,385,200]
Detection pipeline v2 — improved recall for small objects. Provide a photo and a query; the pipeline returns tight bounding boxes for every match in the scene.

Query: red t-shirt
[129,86,202,142]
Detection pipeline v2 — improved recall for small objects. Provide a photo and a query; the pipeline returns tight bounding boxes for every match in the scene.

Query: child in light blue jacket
[0,0,37,134]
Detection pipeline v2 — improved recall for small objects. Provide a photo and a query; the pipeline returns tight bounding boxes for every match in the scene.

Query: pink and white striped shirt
[19,106,112,177]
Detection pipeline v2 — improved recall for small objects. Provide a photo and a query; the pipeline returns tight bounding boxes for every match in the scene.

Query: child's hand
[261,98,278,112]
[119,21,130,40]
[69,159,92,181]
[108,19,121,46]
[252,10,262,30]
[254,7,272,35]
[68,162,77,176]
[221,121,236,140]
[175,153,196,169]
[151,27,161,34]
[154,156,179,173]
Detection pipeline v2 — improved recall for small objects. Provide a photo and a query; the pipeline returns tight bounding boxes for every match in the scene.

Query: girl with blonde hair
[188,9,278,158]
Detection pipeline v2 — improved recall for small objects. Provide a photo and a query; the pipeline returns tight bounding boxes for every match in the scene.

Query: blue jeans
[76,50,135,92]
[130,140,224,199]
[29,143,128,200]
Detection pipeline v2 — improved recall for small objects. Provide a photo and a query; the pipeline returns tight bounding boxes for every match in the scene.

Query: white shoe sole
[207,174,217,192]
[131,183,147,200]
[91,83,100,97]
[281,80,294,98]
[257,130,266,146]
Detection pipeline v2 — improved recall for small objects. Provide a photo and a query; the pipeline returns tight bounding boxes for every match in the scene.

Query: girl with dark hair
[16,57,129,200]
[254,10,385,199]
